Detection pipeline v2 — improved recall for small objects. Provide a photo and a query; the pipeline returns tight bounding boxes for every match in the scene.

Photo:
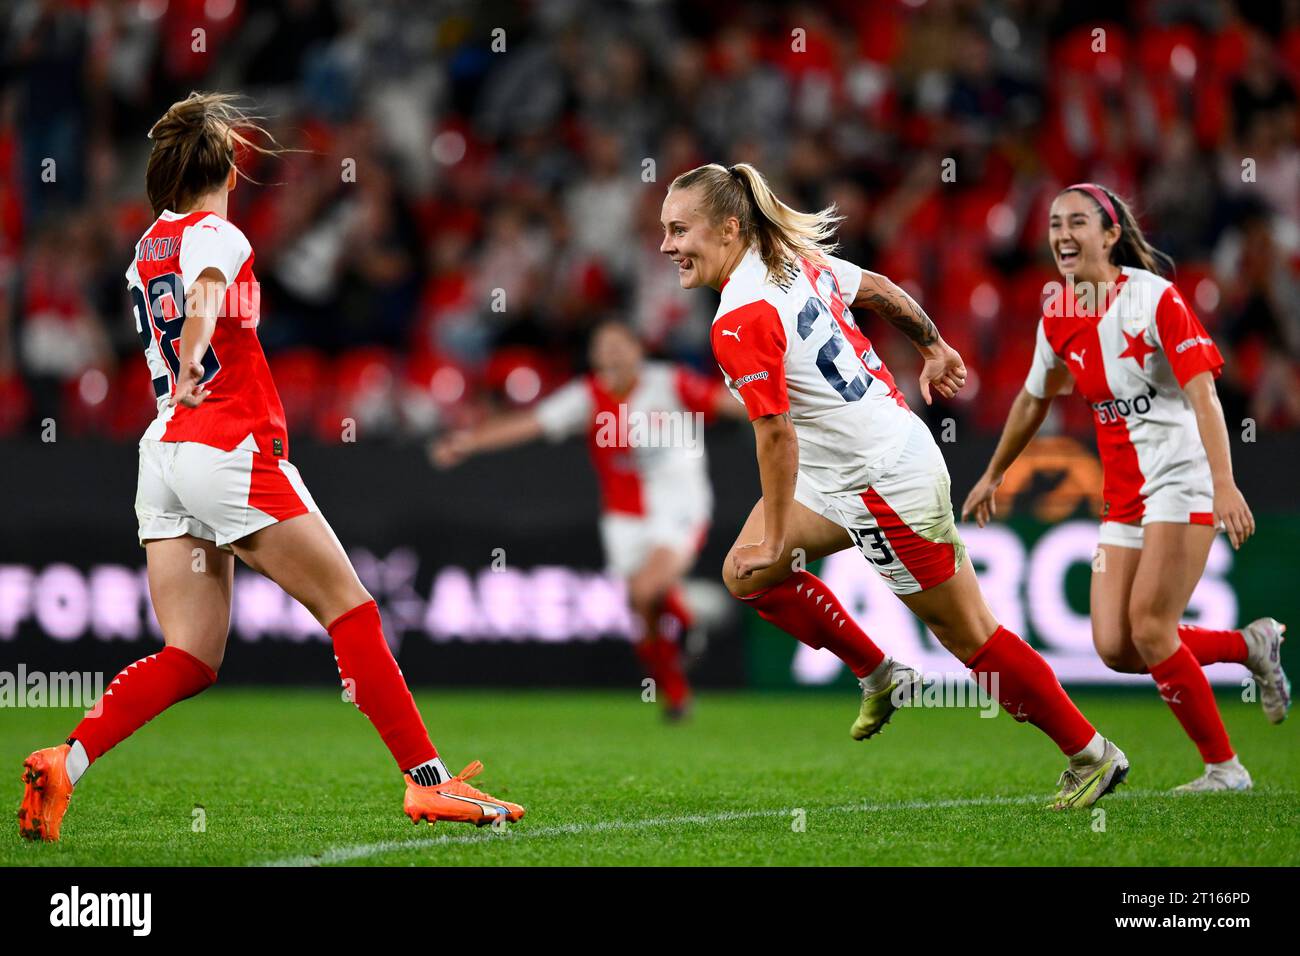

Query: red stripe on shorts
[1189,511,1214,526]
[860,488,957,591]
[247,453,310,522]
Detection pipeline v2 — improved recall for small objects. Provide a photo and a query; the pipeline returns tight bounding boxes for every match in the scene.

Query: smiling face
[1048,190,1121,284]
[659,186,743,290]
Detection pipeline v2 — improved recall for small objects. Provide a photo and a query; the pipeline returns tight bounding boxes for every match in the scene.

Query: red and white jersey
[1025,266,1224,524]
[710,247,914,494]
[534,361,719,519]
[127,210,290,458]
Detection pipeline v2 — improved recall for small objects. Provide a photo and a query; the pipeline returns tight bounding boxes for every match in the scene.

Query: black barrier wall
[1,427,1296,686]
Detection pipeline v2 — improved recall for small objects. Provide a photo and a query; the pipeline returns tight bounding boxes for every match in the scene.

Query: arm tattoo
[858,272,939,348]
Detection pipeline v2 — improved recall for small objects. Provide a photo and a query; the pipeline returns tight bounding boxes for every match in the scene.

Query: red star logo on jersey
[1118,329,1157,369]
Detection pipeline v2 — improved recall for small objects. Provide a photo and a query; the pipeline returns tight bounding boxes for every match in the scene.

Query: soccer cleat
[1049,739,1129,810]
[664,700,693,724]
[850,660,919,741]
[1173,760,1253,794]
[403,760,525,828]
[1242,618,1290,724]
[18,745,74,842]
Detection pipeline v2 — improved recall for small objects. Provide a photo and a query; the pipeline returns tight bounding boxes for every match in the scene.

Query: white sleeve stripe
[178,216,252,291]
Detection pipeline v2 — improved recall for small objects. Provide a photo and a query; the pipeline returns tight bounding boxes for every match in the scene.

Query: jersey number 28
[131,272,220,398]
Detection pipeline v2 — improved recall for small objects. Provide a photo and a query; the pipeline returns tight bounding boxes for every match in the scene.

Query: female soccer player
[962,183,1289,793]
[660,163,1128,809]
[432,320,745,719]
[18,93,523,842]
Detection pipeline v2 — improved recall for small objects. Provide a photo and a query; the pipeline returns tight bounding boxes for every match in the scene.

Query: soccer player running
[18,93,523,842]
[432,320,745,719]
[660,163,1128,809]
[963,183,1289,793]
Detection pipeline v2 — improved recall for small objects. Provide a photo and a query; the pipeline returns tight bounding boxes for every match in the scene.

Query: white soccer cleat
[1049,738,1129,810]
[1242,618,1290,724]
[1173,758,1253,794]
[850,659,920,741]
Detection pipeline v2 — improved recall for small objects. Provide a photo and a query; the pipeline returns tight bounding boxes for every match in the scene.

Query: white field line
[257,787,1170,867]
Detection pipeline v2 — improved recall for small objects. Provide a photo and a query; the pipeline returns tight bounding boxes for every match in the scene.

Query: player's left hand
[1214,483,1255,550]
[919,342,966,405]
[170,360,209,408]
[732,540,783,580]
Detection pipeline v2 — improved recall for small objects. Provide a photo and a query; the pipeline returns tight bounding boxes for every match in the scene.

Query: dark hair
[670,162,842,280]
[1062,184,1175,277]
[145,92,284,217]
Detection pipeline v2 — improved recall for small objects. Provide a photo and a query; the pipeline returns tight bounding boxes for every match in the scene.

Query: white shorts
[600,508,708,579]
[796,415,965,595]
[135,438,319,550]
[1099,510,1217,550]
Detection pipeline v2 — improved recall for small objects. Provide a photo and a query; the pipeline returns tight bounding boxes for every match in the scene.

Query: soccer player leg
[21,448,230,841]
[611,513,696,716]
[1097,519,1252,673]
[233,509,522,822]
[232,512,436,763]
[75,447,229,771]
[1142,488,1253,671]
[899,559,1128,807]
[866,431,1126,804]
[637,499,708,651]
[1090,527,1146,673]
[1129,521,1250,792]
[727,485,907,739]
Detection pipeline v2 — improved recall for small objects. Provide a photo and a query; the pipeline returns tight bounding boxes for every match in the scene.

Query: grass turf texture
[4,688,1296,866]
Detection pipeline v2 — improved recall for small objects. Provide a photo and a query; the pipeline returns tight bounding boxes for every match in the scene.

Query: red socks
[1149,643,1235,764]
[70,602,437,777]
[635,635,690,709]
[1177,625,1248,666]
[328,600,437,771]
[742,571,885,678]
[69,645,217,763]
[660,586,695,638]
[966,626,1096,756]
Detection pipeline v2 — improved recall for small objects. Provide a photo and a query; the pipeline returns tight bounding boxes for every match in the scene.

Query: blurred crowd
[1,0,1298,443]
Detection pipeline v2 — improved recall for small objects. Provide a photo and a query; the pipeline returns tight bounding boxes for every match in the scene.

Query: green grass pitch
[4,688,1297,866]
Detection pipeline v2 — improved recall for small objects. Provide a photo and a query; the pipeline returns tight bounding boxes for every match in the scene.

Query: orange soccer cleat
[403,760,525,828]
[18,745,74,842]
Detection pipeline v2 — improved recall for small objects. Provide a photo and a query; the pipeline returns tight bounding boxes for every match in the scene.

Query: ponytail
[1062,183,1175,277]
[145,92,287,217]
[670,163,843,279]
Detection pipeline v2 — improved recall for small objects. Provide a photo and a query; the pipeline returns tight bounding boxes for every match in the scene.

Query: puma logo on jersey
[720,326,741,342]
[1069,348,1087,367]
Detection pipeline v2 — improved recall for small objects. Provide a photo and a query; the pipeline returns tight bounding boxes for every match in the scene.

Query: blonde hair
[669,163,843,279]
[145,92,286,217]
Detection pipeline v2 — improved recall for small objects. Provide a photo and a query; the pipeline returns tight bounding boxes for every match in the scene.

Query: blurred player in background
[963,183,1290,793]
[433,320,745,719]
[18,93,524,842]
[661,162,1130,809]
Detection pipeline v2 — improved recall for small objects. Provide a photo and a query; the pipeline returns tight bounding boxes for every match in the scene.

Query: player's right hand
[961,472,1002,527]
[919,342,967,405]
[732,540,783,580]
[169,360,210,408]
[429,432,473,469]
[1214,482,1255,550]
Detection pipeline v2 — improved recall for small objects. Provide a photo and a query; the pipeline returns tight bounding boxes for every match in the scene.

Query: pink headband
[1064,182,1118,225]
